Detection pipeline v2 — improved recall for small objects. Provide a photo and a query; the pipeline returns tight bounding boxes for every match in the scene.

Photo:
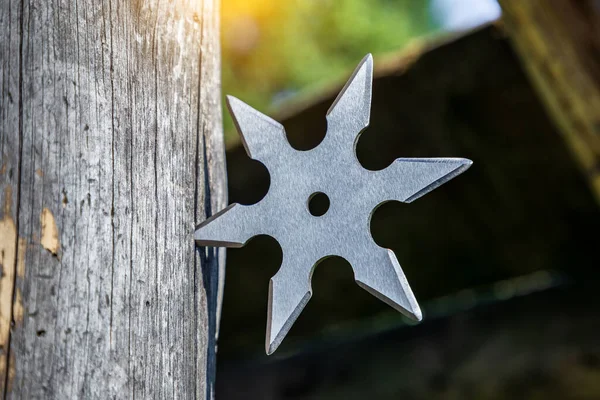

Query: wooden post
[0,0,226,398]
[498,0,600,203]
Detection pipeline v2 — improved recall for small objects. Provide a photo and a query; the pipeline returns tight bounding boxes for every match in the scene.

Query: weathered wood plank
[0,0,24,396]
[498,0,600,203]
[0,0,226,398]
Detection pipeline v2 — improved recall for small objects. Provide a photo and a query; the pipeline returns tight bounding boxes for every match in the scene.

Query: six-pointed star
[195,54,472,354]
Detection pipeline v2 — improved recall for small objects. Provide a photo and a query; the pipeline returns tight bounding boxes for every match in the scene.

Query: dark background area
[215,1,600,398]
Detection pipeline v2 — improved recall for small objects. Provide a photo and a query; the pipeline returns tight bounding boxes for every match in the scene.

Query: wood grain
[0,0,226,398]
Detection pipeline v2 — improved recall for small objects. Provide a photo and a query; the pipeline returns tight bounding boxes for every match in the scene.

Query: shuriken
[195,54,472,354]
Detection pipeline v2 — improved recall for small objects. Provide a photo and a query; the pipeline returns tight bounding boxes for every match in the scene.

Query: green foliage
[221,0,437,144]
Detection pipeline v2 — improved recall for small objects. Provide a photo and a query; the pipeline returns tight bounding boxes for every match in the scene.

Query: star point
[195,55,471,354]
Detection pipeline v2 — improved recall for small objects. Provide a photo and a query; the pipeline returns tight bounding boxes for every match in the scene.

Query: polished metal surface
[195,54,472,354]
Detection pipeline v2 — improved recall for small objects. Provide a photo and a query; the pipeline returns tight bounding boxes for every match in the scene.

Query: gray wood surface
[0,0,226,398]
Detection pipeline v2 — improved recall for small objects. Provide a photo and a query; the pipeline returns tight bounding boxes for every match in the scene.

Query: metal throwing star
[195,54,472,354]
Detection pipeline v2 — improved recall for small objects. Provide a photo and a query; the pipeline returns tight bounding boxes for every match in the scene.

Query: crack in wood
[0,0,226,398]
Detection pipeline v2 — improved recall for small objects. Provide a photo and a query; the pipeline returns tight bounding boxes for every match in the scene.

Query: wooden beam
[0,0,226,398]
[498,0,600,203]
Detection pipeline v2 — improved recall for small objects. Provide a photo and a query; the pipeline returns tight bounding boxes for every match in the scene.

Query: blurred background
[220,0,501,143]
[216,0,600,399]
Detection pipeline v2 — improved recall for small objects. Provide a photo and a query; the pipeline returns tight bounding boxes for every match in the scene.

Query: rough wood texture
[0,0,226,398]
[499,0,600,203]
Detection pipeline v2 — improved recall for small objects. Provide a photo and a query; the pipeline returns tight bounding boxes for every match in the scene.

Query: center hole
[308,192,330,217]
